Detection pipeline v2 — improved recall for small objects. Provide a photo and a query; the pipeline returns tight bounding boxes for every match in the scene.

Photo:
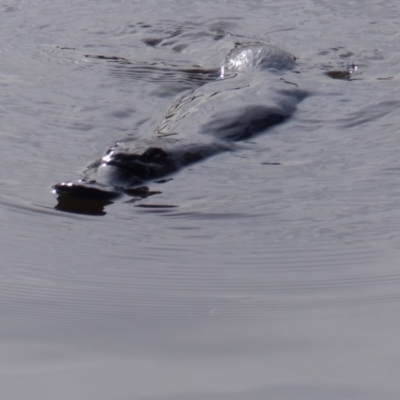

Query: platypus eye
[143,147,168,160]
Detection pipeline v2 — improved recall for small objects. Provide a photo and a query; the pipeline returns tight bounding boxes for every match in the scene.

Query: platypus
[53,43,306,209]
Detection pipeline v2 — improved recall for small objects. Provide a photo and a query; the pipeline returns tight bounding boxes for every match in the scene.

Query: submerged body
[221,42,296,76]
[54,43,305,205]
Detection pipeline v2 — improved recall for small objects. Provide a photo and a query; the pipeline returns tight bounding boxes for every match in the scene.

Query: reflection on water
[1,0,400,399]
[54,194,113,215]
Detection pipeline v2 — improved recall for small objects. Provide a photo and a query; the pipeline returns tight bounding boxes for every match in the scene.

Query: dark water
[1,0,400,398]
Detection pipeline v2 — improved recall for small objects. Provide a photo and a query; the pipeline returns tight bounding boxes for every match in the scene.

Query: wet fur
[53,43,306,204]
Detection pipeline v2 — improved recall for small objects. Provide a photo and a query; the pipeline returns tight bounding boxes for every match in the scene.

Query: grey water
[1,0,400,398]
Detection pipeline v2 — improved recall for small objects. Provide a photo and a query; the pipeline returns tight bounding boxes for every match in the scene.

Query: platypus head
[105,147,176,180]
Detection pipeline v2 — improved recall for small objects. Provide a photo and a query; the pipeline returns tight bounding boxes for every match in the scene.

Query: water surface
[1,0,400,399]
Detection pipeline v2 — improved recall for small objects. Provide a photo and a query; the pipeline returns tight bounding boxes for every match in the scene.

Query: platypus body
[53,43,306,206]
